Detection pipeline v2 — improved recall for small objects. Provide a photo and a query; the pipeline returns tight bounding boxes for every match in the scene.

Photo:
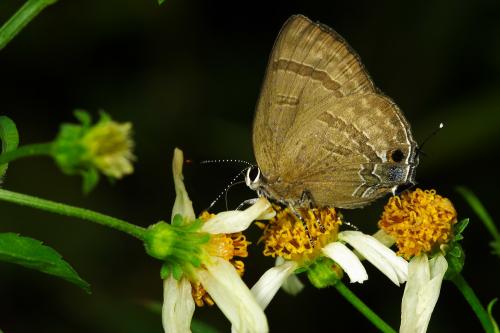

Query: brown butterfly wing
[253,15,377,181]
[276,94,417,208]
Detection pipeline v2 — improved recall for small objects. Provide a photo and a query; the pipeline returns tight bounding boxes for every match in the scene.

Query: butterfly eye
[388,149,405,163]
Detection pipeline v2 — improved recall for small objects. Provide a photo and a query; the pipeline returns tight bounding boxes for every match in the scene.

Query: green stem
[334,280,397,333]
[0,0,59,50]
[451,273,494,333]
[0,142,53,166]
[0,188,146,240]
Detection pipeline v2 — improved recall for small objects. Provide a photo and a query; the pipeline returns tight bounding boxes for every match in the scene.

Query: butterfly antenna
[416,122,444,156]
[200,159,253,167]
[224,180,246,210]
[206,167,249,212]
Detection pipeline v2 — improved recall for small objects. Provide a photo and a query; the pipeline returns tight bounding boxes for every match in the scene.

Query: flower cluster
[148,149,481,333]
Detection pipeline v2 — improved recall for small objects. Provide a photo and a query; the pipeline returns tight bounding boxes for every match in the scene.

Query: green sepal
[172,214,184,227]
[306,257,341,289]
[454,218,470,238]
[73,109,92,128]
[172,264,183,280]
[445,242,465,280]
[81,167,100,194]
[0,116,20,178]
[0,232,90,293]
[160,263,171,279]
[190,256,202,268]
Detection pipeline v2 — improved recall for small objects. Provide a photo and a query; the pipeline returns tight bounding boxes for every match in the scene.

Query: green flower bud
[144,215,210,278]
[52,110,135,192]
[306,257,343,289]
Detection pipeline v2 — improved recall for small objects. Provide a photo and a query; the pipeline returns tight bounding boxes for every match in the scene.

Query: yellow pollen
[260,206,341,264]
[191,282,215,307]
[378,188,457,259]
[192,212,251,306]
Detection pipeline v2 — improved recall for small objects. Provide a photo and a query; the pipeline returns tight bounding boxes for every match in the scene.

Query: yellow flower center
[378,188,457,259]
[191,212,250,307]
[258,206,341,265]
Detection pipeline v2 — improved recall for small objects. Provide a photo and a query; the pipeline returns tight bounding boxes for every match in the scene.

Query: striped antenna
[200,159,253,167]
[206,167,250,211]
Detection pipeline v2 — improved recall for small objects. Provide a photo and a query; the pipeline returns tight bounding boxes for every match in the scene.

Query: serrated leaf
[0,233,90,293]
[0,116,20,178]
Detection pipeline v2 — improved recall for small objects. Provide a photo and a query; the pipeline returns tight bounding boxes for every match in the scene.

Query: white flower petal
[322,242,368,283]
[339,231,408,285]
[401,254,447,333]
[196,257,268,333]
[276,257,304,296]
[171,148,195,223]
[251,260,298,309]
[372,229,396,248]
[162,276,195,333]
[201,197,274,234]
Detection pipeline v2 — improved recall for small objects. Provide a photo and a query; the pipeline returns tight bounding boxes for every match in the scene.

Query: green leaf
[158,0,166,5]
[0,233,90,293]
[488,298,500,333]
[0,116,20,178]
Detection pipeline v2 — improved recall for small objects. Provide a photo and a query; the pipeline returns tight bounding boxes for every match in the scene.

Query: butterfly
[245,15,418,209]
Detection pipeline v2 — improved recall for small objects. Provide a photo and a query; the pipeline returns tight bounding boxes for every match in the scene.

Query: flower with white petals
[400,253,448,333]
[379,188,458,333]
[146,148,275,333]
[251,206,408,309]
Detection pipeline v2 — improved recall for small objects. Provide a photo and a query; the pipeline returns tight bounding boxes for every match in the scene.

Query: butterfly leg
[299,190,326,233]
[289,205,316,248]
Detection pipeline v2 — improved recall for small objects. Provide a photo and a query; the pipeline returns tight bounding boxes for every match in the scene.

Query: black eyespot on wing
[389,149,405,163]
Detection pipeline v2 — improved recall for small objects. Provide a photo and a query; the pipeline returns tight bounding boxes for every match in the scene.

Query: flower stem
[0,142,53,166]
[0,188,146,240]
[0,0,59,50]
[450,273,494,333]
[334,280,397,333]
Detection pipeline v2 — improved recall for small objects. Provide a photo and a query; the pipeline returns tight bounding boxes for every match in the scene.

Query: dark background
[1,0,500,332]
